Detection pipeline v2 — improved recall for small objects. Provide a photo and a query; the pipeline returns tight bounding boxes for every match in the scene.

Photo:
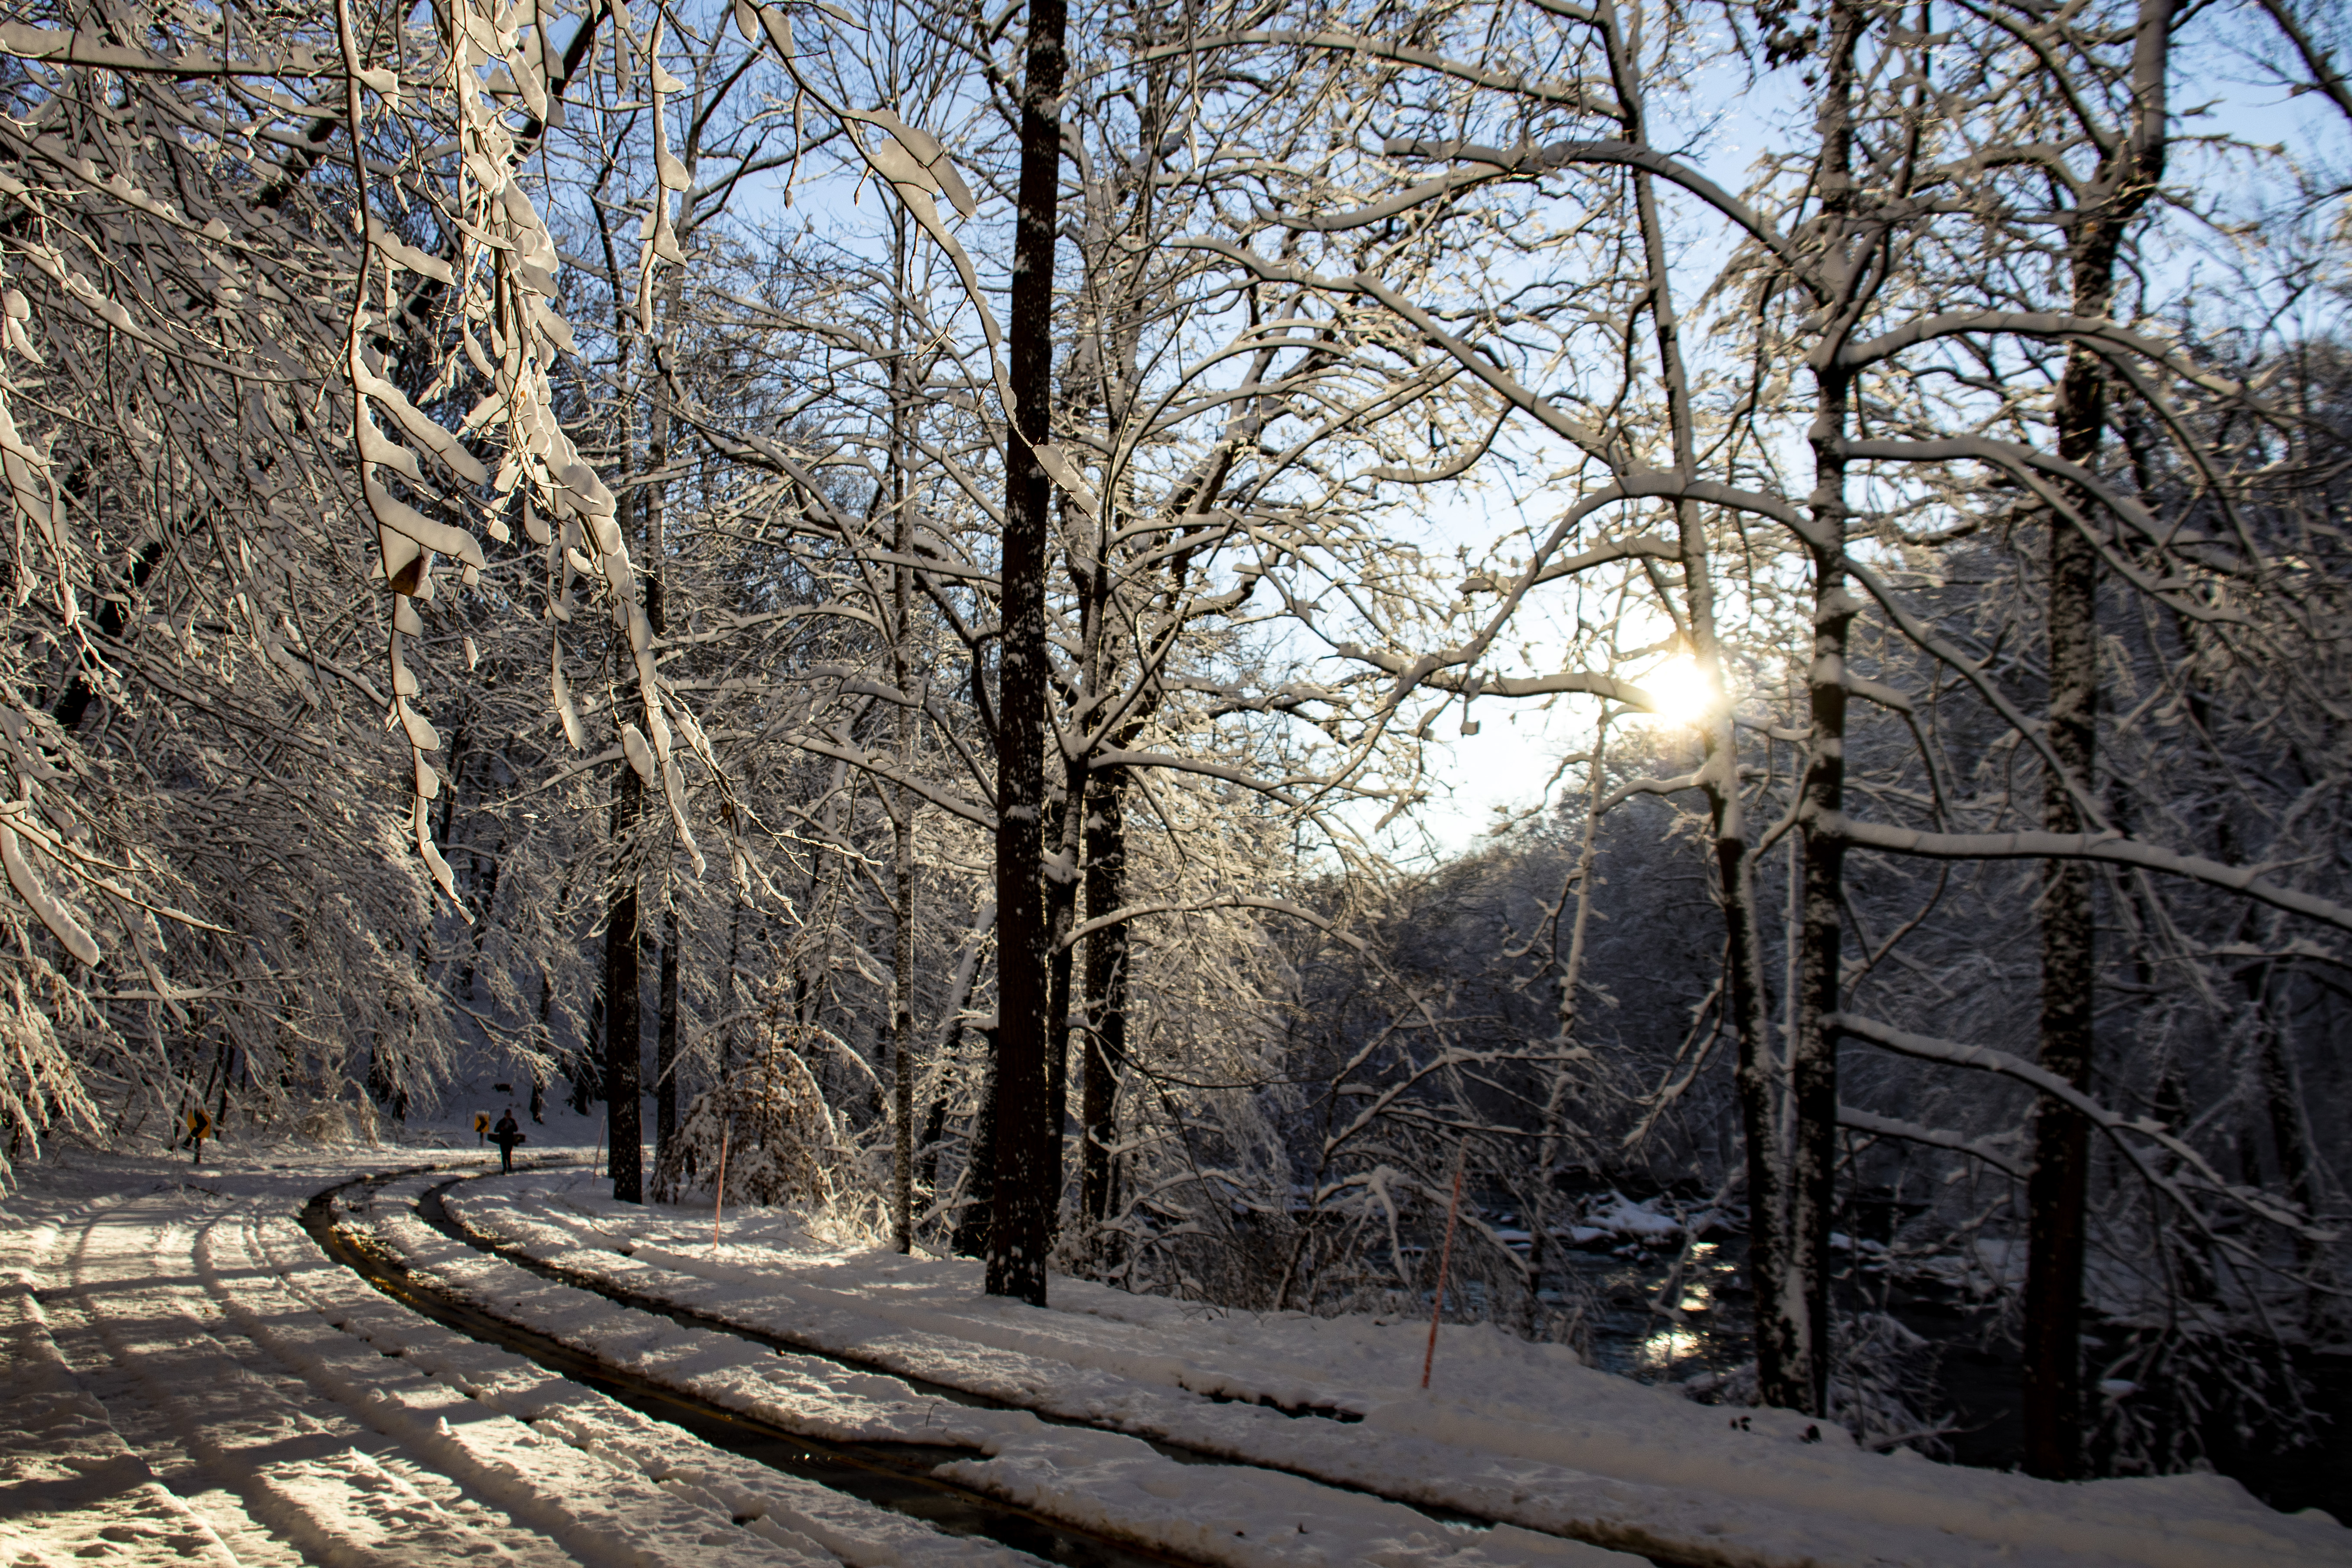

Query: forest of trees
[1,0,2347,1494]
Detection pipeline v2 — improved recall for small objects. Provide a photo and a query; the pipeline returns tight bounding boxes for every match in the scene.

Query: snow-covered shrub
[650,1042,848,1214]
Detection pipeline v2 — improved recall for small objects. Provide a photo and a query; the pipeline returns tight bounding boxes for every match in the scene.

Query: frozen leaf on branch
[750,3,794,62]
[621,721,656,783]
[356,402,425,483]
[1,822,98,966]
[396,696,441,754]
[411,797,463,910]
[365,471,483,578]
[1033,442,1102,517]
[525,294,579,355]
[363,215,454,284]
[551,642,584,749]
[851,109,976,219]
[352,361,490,485]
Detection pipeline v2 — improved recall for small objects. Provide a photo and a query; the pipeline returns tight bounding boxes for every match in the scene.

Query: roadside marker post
[1423,1150,1468,1390]
[713,1122,731,1251]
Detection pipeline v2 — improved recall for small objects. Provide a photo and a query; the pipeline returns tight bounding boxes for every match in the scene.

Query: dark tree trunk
[956,1028,999,1259]
[2023,0,2170,1473]
[919,1091,949,1199]
[987,0,1069,1307]
[1788,474,1852,1420]
[605,761,644,1204]
[890,343,918,1255]
[655,904,680,1157]
[1775,0,1862,1420]
[458,841,502,1000]
[2024,425,2100,1478]
[572,975,604,1116]
[1043,768,1086,1233]
[1079,763,1129,1244]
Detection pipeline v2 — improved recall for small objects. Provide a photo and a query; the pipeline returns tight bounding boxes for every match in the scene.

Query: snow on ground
[0,1145,1046,1568]
[444,1170,2352,1568]
[7,1134,2348,1568]
[370,1171,1634,1568]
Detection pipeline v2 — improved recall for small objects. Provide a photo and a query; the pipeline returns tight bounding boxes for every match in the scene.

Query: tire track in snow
[363,1170,1645,1568]
[50,1185,584,1568]
[1,1185,246,1568]
[283,1171,1090,1568]
[441,1172,2352,1568]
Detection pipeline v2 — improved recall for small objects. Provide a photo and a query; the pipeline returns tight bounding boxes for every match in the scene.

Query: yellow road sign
[474,1112,490,1134]
[186,1107,211,1140]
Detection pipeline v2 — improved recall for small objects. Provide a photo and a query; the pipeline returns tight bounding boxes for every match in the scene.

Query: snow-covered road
[0,1153,1051,1568]
[436,1169,2352,1568]
[5,1148,2348,1568]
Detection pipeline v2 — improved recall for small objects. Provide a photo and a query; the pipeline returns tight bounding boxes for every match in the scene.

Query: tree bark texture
[1776,0,1862,1420]
[656,905,680,1155]
[1079,761,1130,1241]
[1043,767,1086,1230]
[605,759,644,1203]
[891,418,917,1254]
[2024,387,2099,1476]
[2024,0,2171,1477]
[957,1029,999,1260]
[1603,0,1788,1404]
[987,0,1068,1306]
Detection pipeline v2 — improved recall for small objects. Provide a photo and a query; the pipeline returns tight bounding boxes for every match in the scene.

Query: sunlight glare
[1636,654,1721,728]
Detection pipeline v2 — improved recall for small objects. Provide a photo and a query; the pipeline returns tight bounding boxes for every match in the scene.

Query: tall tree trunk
[1079,762,1129,1247]
[605,758,644,1203]
[2025,390,2100,1477]
[720,895,743,1081]
[929,906,995,1221]
[1043,767,1086,1233]
[656,904,680,1154]
[459,840,502,1000]
[2022,0,2171,1478]
[1781,0,1864,1419]
[988,0,1069,1306]
[890,349,918,1255]
[956,1028,999,1259]
[1597,0,1786,1398]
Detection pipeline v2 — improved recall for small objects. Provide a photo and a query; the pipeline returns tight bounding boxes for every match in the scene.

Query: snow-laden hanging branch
[332,0,706,911]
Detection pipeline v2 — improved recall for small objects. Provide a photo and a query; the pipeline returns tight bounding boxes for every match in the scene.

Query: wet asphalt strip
[317,1164,1699,1568]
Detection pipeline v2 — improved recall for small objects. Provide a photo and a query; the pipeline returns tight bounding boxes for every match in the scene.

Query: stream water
[1532,1215,2350,1519]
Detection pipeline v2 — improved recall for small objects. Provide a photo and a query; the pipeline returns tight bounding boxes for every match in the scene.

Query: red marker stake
[1423,1156,1468,1390]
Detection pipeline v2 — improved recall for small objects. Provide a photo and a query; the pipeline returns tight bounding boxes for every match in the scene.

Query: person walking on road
[493,1107,524,1174]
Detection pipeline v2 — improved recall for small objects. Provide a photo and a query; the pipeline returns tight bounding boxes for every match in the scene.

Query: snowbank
[444,1171,2352,1568]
